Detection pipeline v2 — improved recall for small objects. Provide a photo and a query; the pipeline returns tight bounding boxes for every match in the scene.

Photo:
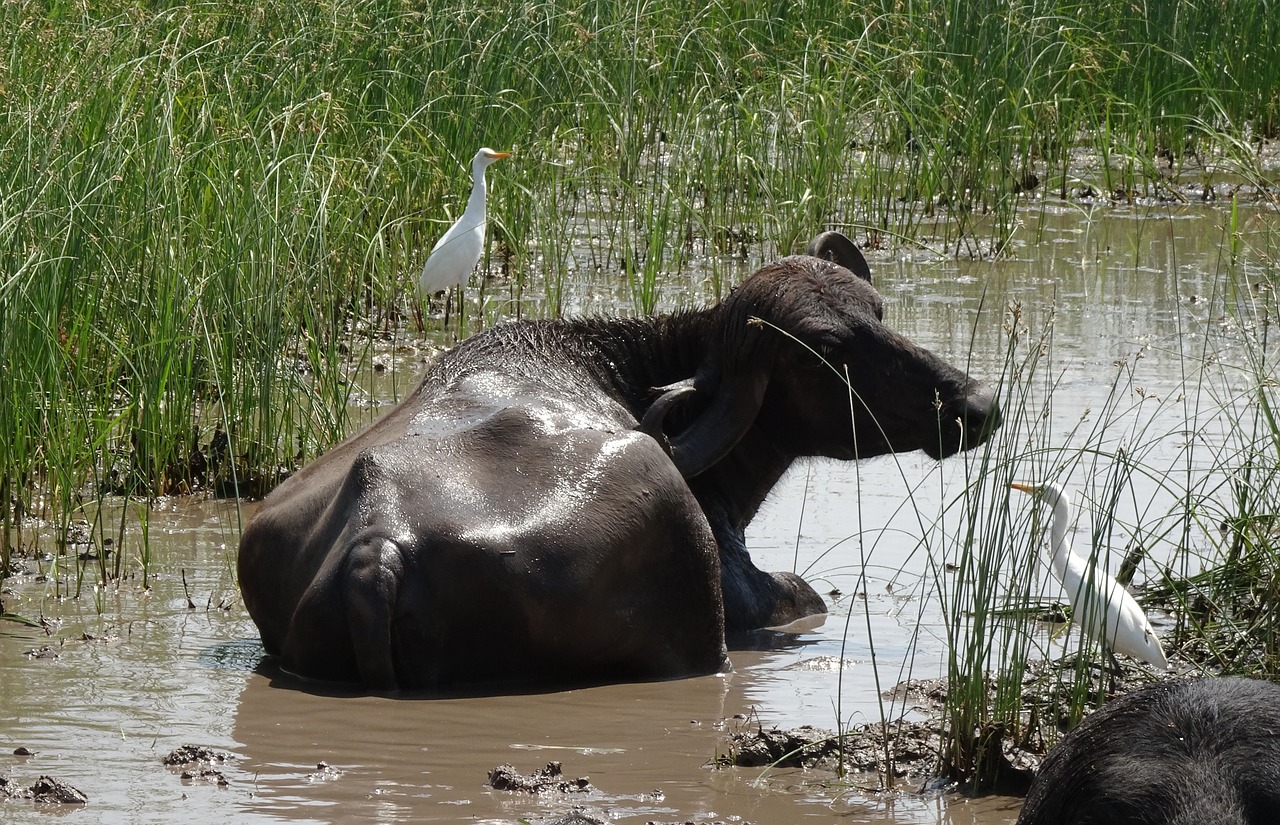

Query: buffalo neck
[577,309,800,531]
[576,309,720,394]
[689,425,796,531]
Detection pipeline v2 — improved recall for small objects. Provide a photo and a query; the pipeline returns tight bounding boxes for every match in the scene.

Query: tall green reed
[2,0,1276,583]
[916,212,1280,786]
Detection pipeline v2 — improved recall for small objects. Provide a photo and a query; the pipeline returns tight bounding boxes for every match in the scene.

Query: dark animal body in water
[237,232,1000,690]
[1017,677,1280,825]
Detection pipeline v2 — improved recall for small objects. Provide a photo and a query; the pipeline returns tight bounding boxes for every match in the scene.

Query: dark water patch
[197,638,266,672]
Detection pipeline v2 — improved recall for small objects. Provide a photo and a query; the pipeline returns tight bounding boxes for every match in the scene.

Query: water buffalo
[1017,677,1280,825]
[237,232,1000,690]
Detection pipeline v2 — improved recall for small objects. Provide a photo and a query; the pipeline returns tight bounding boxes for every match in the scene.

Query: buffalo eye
[807,342,842,371]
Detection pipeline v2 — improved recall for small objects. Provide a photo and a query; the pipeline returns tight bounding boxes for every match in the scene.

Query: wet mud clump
[721,718,974,785]
[723,724,845,769]
[487,761,594,794]
[163,744,233,786]
[0,774,88,804]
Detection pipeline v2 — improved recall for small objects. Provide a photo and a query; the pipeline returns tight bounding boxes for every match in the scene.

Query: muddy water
[1,203,1274,823]
[0,500,1024,825]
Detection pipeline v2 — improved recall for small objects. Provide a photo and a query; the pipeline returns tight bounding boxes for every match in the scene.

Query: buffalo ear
[665,367,768,479]
[664,301,778,478]
[806,231,871,284]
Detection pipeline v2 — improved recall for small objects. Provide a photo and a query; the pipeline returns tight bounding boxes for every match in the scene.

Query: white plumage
[417,147,510,298]
[1011,482,1169,670]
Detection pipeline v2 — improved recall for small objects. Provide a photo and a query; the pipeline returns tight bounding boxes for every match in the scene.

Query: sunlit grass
[1,0,1277,584]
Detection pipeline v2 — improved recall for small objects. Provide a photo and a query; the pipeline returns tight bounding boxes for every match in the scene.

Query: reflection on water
[1,204,1274,823]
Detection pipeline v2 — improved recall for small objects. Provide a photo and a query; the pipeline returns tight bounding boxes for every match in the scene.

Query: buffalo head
[656,231,1000,478]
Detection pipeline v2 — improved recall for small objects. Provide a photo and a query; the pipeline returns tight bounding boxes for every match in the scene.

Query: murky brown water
[1,203,1275,823]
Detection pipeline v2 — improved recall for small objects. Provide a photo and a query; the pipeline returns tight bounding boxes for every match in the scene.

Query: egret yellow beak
[486,150,511,160]
[1010,482,1038,495]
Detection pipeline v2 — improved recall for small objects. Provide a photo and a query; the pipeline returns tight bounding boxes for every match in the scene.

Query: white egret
[1011,482,1169,670]
[417,147,510,322]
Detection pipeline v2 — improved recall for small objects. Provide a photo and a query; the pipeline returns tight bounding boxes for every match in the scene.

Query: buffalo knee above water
[236,232,1000,689]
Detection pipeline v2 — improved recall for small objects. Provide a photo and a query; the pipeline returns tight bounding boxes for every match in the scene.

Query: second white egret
[1011,482,1169,670]
[417,147,510,318]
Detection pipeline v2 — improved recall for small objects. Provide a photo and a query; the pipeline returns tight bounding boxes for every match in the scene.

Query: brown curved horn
[666,312,776,479]
[807,231,871,283]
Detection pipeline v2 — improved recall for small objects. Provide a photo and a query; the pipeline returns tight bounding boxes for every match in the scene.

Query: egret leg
[454,285,467,339]
[1104,649,1125,682]
[412,301,425,335]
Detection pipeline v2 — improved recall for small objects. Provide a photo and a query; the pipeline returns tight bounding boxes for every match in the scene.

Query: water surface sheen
[1,204,1269,823]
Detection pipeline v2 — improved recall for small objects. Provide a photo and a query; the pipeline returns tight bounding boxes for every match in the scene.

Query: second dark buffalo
[1017,677,1280,825]
[237,232,1000,690]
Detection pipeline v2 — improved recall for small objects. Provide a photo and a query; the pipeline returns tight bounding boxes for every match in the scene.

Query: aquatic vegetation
[902,211,1280,789]
[2,1,1276,563]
